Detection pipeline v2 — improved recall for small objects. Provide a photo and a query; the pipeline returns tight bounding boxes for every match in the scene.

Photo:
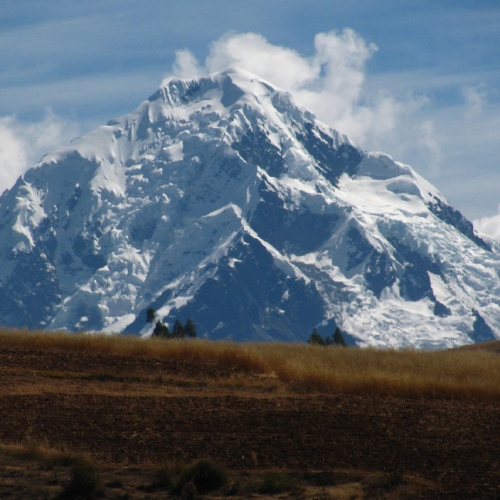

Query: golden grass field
[3,328,500,399]
[2,328,500,499]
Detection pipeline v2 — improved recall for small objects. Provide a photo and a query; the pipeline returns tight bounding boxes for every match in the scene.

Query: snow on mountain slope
[0,67,499,348]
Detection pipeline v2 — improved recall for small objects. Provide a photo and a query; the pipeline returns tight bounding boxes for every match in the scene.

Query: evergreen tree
[333,327,346,347]
[173,319,185,338]
[184,318,197,338]
[308,328,325,346]
[153,320,170,338]
[146,307,156,324]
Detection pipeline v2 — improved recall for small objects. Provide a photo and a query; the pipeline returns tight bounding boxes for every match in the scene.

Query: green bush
[306,470,336,486]
[152,466,174,490]
[181,480,198,500]
[175,459,227,495]
[259,472,295,494]
[58,460,102,499]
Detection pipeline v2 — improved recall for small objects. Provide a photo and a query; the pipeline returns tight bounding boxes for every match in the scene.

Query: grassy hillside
[2,328,500,400]
[2,328,500,498]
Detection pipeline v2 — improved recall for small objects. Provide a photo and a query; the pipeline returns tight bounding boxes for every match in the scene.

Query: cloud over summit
[1,26,497,242]
[163,30,500,242]
[165,30,430,156]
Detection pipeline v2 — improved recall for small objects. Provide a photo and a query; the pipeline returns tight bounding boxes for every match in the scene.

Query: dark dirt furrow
[2,343,500,497]
[1,392,500,496]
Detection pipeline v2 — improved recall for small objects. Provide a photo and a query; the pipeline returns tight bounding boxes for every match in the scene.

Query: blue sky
[1,0,499,237]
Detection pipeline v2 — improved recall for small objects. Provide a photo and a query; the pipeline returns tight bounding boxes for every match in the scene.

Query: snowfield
[0,68,499,348]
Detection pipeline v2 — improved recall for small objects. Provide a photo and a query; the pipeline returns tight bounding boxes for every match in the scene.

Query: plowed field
[1,343,500,498]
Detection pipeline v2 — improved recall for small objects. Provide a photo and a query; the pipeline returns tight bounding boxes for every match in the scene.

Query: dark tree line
[308,327,346,347]
[147,308,197,339]
[147,307,346,345]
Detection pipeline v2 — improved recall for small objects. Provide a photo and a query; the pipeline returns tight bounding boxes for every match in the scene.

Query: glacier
[0,67,499,348]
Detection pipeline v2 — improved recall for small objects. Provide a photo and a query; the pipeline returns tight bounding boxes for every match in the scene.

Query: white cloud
[172,49,202,80]
[205,32,319,90]
[164,30,435,166]
[201,29,380,143]
[474,207,500,244]
[162,31,500,224]
[0,111,80,194]
[462,84,487,120]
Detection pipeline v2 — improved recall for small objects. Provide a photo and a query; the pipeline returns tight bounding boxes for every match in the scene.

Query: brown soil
[1,344,500,499]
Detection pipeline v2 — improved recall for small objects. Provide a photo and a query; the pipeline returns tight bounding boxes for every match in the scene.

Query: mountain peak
[158,67,280,104]
[0,70,499,347]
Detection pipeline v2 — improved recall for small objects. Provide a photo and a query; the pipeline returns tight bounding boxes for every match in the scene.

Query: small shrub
[259,472,295,494]
[152,466,174,490]
[306,470,336,487]
[58,459,102,499]
[181,480,198,500]
[175,459,227,495]
[224,479,240,496]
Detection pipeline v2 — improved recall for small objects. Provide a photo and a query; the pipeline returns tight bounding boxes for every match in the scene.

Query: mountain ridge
[0,68,498,348]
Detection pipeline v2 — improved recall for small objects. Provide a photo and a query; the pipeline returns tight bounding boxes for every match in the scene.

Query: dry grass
[1,328,500,399]
[264,343,500,399]
[0,438,89,468]
[0,439,419,500]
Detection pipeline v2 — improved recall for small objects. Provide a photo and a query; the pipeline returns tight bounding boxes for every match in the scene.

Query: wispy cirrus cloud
[462,83,487,121]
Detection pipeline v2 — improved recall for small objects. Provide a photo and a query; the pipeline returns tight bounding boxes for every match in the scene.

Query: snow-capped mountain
[1,67,499,348]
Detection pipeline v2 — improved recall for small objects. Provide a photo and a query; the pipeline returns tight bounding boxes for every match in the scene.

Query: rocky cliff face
[0,68,498,348]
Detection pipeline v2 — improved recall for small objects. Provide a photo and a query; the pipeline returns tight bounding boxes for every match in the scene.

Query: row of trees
[147,307,347,346]
[147,308,197,339]
[308,327,346,347]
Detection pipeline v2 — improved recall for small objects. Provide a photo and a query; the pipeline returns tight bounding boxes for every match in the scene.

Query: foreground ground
[1,338,500,498]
